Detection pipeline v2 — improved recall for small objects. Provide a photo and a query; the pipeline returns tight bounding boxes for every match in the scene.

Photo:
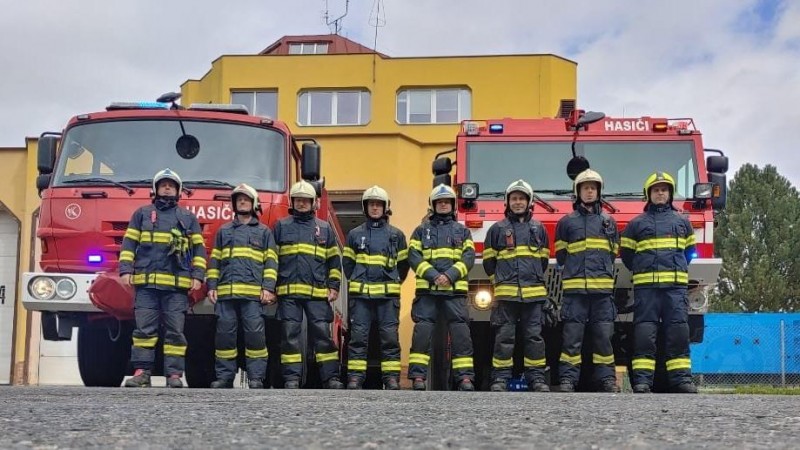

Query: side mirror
[706,155,729,174]
[577,111,605,127]
[301,143,321,181]
[36,174,51,194]
[38,136,58,174]
[433,173,451,187]
[708,172,727,211]
[566,156,590,180]
[432,157,452,176]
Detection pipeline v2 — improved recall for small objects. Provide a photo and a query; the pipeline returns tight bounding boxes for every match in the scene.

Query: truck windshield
[52,119,286,192]
[466,141,697,200]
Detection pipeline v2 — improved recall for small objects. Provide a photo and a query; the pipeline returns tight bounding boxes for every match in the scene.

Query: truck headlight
[472,289,493,311]
[688,286,708,312]
[30,277,56,300]
[56,278,77,299]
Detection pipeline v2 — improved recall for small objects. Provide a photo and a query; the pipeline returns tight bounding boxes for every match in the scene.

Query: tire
[184,316,216,388]
[77,321,132,387]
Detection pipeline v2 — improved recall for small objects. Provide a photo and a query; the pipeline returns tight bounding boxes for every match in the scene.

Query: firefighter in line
[343,186,409,390]
[407,184,476,391]
[483,180,551,392]
[275,180,344,389]
[207,184,277,389]
[620,172,698,394]
[120,168,206,388]
[555,169,620,393]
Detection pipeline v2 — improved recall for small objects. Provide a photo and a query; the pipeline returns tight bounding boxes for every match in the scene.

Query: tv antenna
[324,0,350,35]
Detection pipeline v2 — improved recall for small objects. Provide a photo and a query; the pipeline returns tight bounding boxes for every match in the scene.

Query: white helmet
[574,169,604,198]
[429,184,457,210]
[290,180,317,200]
[152,168,182,194]
[505,179,534,209]
[231,183,260,214]
[362,185,390,215]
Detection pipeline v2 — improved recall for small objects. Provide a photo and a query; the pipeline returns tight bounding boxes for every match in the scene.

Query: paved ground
[1,386,798,449]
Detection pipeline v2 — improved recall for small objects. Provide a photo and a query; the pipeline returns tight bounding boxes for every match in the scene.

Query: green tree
[711,164,800,312]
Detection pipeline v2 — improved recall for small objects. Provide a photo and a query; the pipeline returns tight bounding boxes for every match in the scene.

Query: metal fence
[691,313,800,388]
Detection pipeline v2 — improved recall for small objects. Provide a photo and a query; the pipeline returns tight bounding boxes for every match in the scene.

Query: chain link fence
[691,313,800,389]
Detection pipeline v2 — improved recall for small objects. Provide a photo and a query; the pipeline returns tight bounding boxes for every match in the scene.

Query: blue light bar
[691,251,698,259]
[488,123,504,134]
[88,255,103,263]
[106,101,170,111]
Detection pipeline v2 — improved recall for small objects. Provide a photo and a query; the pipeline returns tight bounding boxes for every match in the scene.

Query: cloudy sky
[1,0,797,184]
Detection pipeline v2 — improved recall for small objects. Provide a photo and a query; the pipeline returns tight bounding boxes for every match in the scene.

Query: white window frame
[288,42,329,55]
[396,88,471,124]
[230,90,278,118]
[297,90,370,126]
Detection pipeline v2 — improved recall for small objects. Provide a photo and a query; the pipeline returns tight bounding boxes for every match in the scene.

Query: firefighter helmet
[362,185,390,215]
[573,169,604,198]
[428,184,457,210]
[231,183,260,214]
[152,168,182,194]
[643,172,676,202]
[505,179,534,209]
[290,180,317,200]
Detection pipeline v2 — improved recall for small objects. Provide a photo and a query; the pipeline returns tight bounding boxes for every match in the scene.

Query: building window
[230,91,277,118]
[288,42,329,55]
[396,88,471,124]
[297,90,371,126]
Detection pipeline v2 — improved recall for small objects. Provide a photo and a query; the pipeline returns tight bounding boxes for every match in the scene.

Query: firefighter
[555,170,619,393]
[483,180,551,392]
[343,185,410,390]
[620,172,698,394]
[207,183,277,389]
[275,180,344,389]
[120,168,206,388]
[407,184,476,391]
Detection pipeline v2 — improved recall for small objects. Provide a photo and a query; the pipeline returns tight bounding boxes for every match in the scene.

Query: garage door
[0,210,19,384]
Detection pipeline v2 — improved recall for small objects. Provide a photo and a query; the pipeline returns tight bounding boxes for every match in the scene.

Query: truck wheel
[184,316,216,388]
[77,321,131,387]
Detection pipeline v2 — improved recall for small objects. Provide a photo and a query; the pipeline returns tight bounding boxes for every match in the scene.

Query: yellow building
[181,34,577,370]
[3,34,576,384]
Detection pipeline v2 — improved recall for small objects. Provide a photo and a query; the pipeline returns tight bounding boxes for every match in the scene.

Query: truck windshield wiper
[536,189,573,196]
[183,179,235,189]
[61,177,134,195]
[603,192,643,198]
[121,179,195,196]
[478,191,558,213]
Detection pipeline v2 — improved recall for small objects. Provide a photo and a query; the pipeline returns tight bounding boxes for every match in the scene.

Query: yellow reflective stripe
[562,278,615,290]
[415,279,468,291]
[397,249,409,261]
[482,247,497,259]
[124,228,141,241]
[328,268,342,281]
[462,239,475,251]
[190,233,204,245]
[163,344,186,357]
[278,243,328,259]
[666,357,691,371]
[620,237,637,250]
[409,353,430,366]
[327,246,341,259]
[492,357,514,369]
[409,239,422,251]
[554,240,568,251]
[381,360,402,372]
[219,247,266,263]
[217,283,262,297]
[431,248,463,260]
[494,285,548,298]
[132,336,158,348]
[632,358,656,371]
[119,250,135,263]
[415,261,434,278]
[349,281,401,295]
[592,353,615,365]
[685,234,697,246]
[636,237,692,252]
[192,256,207,269]
[215,348,237,360]
[454,280,468,291]
[263,268,277,280]
[560,353,582,365]
[316,351,339,363]
[206,269,220,279]
[211,248,222,259]
[451,356,473,369]
[353,253,391,266]
[632,271,689,285]
[265,248,278,263]
[245,348,268,359]
[343,246,356,260]
[276,284,328,298]
[132,273,192,288]
[281,353,302,364]
[348,359,368,371]
[496,246,546,260]
[138,231,173,244]
[524,357,546,368]
[452,261,469,279]
[566,238,613,254]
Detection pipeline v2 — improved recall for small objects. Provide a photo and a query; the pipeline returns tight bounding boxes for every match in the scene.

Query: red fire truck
[22,93,349,388]
[430,110,728,391]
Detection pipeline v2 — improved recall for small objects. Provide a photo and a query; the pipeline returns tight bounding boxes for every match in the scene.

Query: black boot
[633,383,651,394]
[529,381,550,392]
[346,376,363,390]
[671,382,698,394]
[490,379,507,392]
[383,377,400,390]
[599,378,620,393]
[457,377,475,391]
[210,379,234,389]
[412,377,427,391]
[559,379,575,393]
[124,369,151,388]
[284,379,300,389]
[326,377,345,389]
[248,379,264,389]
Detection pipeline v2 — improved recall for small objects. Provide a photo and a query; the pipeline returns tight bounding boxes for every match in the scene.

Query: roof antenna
[369,0,386,83]
[324,0,349,35]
